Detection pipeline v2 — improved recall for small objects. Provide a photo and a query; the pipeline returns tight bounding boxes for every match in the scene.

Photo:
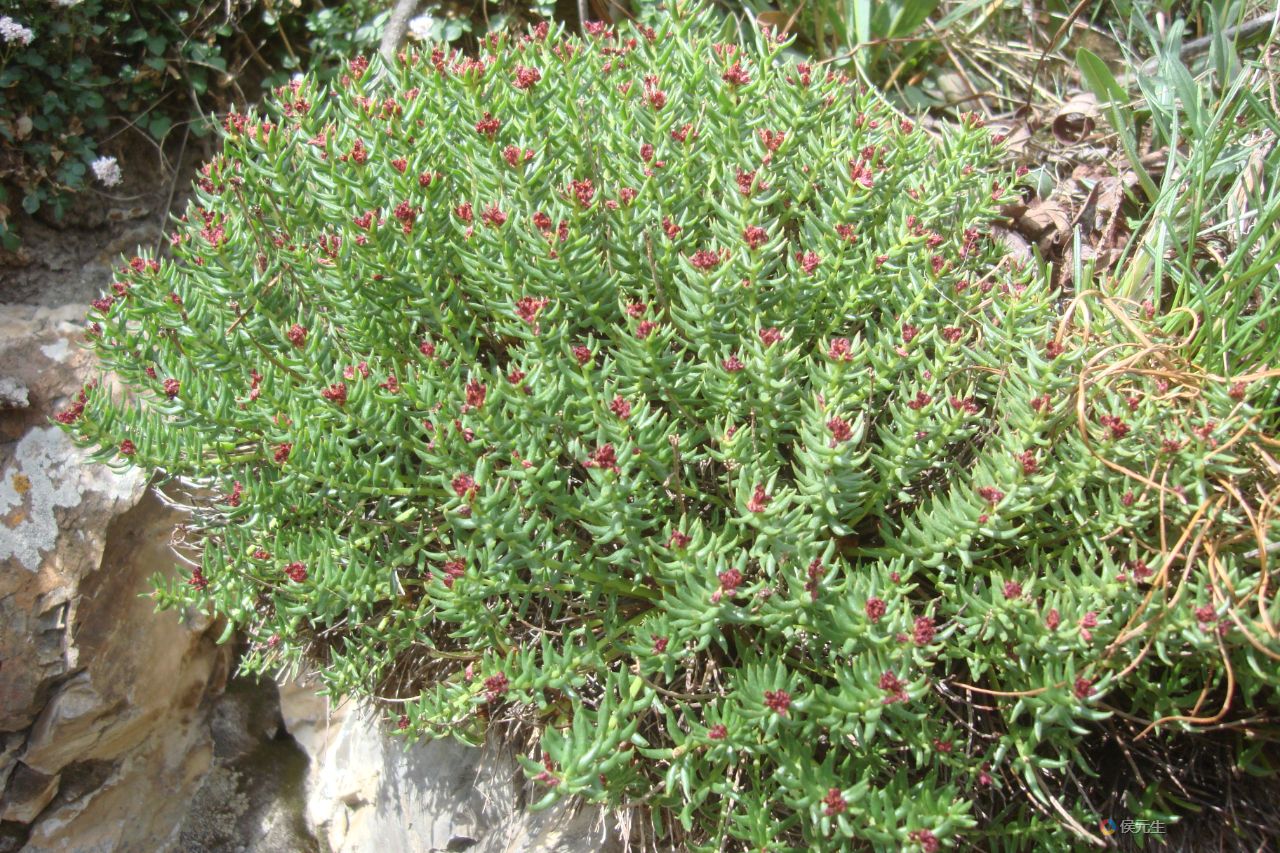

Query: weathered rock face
[278,681,626,853]
[0,304,234,852]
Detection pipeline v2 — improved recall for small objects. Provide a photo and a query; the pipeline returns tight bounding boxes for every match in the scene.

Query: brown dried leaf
[1017,198,1072,242]
[1052,94,1099,144]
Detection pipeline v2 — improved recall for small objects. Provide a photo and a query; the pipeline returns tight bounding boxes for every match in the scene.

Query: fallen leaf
[1051,94,1099,144]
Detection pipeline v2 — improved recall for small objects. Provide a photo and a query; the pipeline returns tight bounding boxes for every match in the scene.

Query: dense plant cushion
[61,4,1279,849]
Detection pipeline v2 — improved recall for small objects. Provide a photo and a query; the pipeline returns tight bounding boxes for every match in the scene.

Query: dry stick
[1119,11,1280,86]
[380,0,422,64]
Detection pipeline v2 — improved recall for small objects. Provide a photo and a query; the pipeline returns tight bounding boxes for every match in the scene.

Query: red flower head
[977,486,1005,505]
[610,396,632,419]
[1046,608,1061,630]
[322,383,348,406]
[742,225,768,249]
[758,327,782,348]
[1073,677,1094,700]
[274,443,292,464]
[662,217,682,239]
[475,112,501,138]
[584,443,620,473]
[822,788,847,816]
[119,439,137,456]
[572,345,593,366]
[512,65,542,89]
[913,616,936,645]
[722,355,745,372]
[796,251,821,274]
[827,416,853,445]
[1003,581,1023,600]
[1016,450,1038,475]
[465,379,487,409]
[570,178,595,209]
[722,62,751,86]
[763,689,791,715]
[639,143,655,162]
[901,323,919,343]
[635,320,659,339]
[287,324,307,347]
[718,568,744,594]
[284,561,308,582]
[651,635,669,654]
[162,378,180,399]
[906,391,932,410]
[481,204,507,228]
[391,157,407,174]
[452,473,477,497]
[619,187,638,205]
[626,301,647,318]
[827,338,852,361]
[188,569,209,591]
[707,723,727,740]
[667,530,691,549]
[690,249,722,271]
[484,673,509,702]
[746,484,771,513]
[865,597,886,622]
[515,296,549,327]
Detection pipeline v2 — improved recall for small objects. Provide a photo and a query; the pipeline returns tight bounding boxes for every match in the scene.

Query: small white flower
[0,16,35,45]
[407,14,436,41]
[91,155,123,188]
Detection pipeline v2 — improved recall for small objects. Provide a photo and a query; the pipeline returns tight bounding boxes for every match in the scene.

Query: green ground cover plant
[57,2,1280,849]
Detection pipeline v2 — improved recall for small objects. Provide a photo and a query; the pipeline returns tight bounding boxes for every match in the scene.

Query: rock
[0,764,59,824]
[278,685,625,853]
[0,303,233,852]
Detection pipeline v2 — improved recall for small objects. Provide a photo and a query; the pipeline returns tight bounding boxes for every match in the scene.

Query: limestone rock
[279,685,625,853]
[0,303,233,852]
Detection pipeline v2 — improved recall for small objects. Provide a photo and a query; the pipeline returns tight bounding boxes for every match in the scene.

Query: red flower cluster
[759,327,782,348]
[475,112,501,138]
[742,225,768,249]
[570,178,595,208]
[828,338,852,361]
[977,486,1005,505]
[913,616,936,646]
[690,249,722,270]
[481,204,507,228]
[796,251,821,274]
[822,788,847,816]
[584,443,620,473]
[465,379,487,410]
[284,561,308,582]
[906,391,932,410]
[452,473,477,497]
[879,671,907,704]
[273,443,292,464]
[162,378,180,399]
[572,345,592,366]
[484,673,509,702]
[722,62,751,86]
[718,568,744,594]
[722,355,745,372]
[865,597,886,622]
[635,320,659,339]
[827,416,853,445]
[322,383,348,406]
[746,484,771,513]
[287,324,307,347]
[512,65,542,89]
[610,396,631,419]
[763,689,791,715]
